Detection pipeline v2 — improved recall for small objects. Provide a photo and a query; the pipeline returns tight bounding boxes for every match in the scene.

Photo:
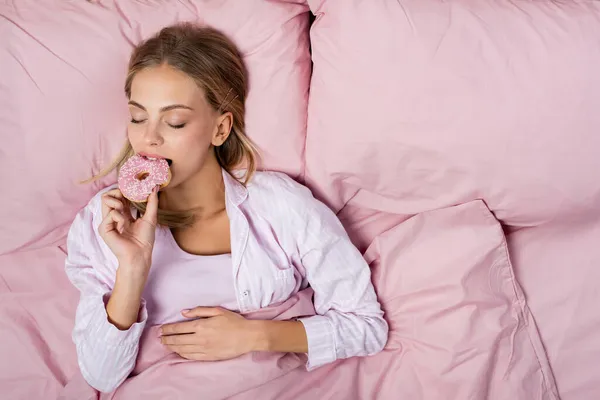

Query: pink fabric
[236,202,559,399]
[0,247,79,400]
[143,252,238,322]
[506,217,600,399]
[0,0,311,255]
[2,0,599,398]
[305,1,600,398]
[64,170,387,392]
[1,201,558,399]
[61,290,316,400]
[305,0,600,223]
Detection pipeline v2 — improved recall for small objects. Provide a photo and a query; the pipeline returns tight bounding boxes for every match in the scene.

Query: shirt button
[242,290,249,297]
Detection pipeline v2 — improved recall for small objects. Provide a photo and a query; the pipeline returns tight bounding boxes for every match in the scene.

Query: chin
[163,177,181,191]
[163,169,195,190]
[161,171,179,190]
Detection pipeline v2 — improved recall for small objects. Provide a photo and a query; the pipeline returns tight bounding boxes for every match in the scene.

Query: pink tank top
[142,228,238,325]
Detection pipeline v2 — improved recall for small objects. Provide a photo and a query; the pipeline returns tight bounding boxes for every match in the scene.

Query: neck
[160,154,226,218]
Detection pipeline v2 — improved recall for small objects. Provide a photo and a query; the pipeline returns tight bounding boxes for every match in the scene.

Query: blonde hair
[89,24,259,228]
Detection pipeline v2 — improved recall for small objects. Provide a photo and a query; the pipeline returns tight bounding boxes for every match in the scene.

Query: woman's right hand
[98,187,160,271]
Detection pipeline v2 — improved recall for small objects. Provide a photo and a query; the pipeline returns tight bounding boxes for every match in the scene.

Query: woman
[65,23,388,393]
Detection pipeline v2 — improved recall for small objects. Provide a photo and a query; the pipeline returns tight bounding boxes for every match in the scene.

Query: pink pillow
[364,200,557,398]
[305,0,600,227]
[0,0,310,254]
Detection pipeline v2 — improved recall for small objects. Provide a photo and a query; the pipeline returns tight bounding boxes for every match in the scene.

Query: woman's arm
[106,265,148,330]
[160,308,309,359]
[65,194,149,393]
[250,320,308,354]
[278,178,389,369]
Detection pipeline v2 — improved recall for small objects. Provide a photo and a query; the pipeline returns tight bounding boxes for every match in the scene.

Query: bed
[1,1,599,399]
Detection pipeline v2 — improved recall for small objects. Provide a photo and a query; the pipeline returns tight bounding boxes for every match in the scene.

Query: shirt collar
[222,168,248,206]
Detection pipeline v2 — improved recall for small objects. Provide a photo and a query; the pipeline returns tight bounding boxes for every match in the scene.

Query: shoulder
[245,171,341,229]
[245,171,322,219]
[246,171,313,205]
[245,171,348,249]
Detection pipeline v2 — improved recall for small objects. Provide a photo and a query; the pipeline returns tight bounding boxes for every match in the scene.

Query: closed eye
[168,123,186,129]
[130,118,146,124]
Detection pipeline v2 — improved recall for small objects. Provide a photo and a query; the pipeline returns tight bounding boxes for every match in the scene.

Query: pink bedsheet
[0,202,558,399]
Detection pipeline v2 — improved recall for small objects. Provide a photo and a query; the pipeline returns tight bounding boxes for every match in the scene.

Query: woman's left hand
[159,307,258,361]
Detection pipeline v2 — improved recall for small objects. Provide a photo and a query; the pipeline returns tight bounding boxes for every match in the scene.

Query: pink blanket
[1,201,558,399]
[61,290,315,400]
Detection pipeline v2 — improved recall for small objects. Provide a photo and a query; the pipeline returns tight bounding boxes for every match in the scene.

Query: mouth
[138,153,173,166]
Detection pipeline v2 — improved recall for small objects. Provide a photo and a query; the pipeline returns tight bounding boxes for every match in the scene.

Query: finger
[107,188,125,199]
[182,307,225,319]
[98,210,121,242]
[178,353,220,361]
[164,344,205,353]
[111,189,132,210]
[142,186,159,225]
[104,200,133,225]
[160,321,196,336]
[160,334,199,345]
[108,210,127,233]
[101,189,129,219]
[103,197,125,212]
[101,194,116,219]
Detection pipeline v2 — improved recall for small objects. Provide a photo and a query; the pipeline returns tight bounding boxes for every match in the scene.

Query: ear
[212,112,233,147]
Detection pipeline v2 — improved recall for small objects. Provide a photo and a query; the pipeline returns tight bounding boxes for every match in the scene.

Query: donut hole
[136,171,150,181]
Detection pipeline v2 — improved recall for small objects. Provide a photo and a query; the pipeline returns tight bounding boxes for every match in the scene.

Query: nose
[144,122,164,147]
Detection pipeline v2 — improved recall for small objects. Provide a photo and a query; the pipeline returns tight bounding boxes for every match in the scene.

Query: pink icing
[118,155,170,202]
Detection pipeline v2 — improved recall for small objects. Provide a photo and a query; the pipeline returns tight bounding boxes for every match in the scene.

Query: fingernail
[182,309,190,314]
[153,186,159,194]
[157,328,162,337]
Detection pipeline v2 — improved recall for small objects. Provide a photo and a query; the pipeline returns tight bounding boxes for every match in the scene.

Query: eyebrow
[128,100,194,112]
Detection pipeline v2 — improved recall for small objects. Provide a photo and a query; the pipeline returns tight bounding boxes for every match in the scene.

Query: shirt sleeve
[64,194,147,393]
[278,178,389,370]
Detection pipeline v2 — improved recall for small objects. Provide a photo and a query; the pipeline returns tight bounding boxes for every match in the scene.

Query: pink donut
[118,155,171,203]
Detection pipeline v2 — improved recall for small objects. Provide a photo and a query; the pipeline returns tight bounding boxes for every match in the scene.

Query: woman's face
[127,64,230,189]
